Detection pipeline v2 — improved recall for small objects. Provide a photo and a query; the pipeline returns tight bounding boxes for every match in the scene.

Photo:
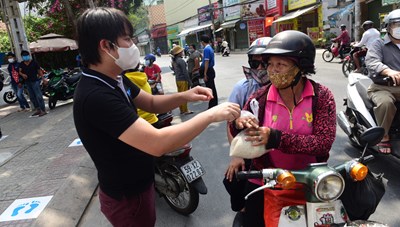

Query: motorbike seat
[355,78,374,109]
[65,73,82,85]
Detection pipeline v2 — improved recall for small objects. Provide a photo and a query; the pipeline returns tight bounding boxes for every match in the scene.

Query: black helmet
[385,9,400,27]
[264,30,315,73]
[362,20,374,30]
[340,24,346,30]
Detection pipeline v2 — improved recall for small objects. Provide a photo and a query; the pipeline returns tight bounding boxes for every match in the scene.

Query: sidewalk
[0,101,98,227]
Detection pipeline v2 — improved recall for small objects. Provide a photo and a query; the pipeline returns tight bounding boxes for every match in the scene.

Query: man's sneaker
[38,111,47,117]
[31,110,41,117]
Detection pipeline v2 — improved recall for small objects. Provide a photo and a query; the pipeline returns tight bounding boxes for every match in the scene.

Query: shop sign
[382,0,398,6]
[248,19,265,45]
[167,25,179,39]
[223,0,241,21]
[138,34,149,43]
[288,0,316,11]
[278,21,295,31]
[198,2,220,24]
[266,0,283,16]
[241,0,266,20]
[151,26,167,39]
[307,27,320,43]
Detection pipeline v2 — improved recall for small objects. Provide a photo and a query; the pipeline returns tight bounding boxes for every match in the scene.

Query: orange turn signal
[277,171,296,189]
[350,162,368,181]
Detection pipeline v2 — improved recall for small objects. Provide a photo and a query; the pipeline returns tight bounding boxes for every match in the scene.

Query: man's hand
[184,86,213,102]
[206,102,241,123]
[385,69,400,86]
[225,157,245,182]
[203,75,208,82]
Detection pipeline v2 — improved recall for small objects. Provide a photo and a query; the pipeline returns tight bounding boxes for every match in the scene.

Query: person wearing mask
[365,9,400,154]
[332,24,351,62]
[200,34,218,109]
[223,37,272,224]
[228,30,336,227]
[73,8,241,227]
[171,45,193,115]
[19,50,46,117]
[352,20,381,73]
[6,52,30,112]
[144,54,163,95]
[187,44,202,87]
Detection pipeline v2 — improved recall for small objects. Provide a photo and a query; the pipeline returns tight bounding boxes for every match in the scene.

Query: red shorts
[99,183,156,227]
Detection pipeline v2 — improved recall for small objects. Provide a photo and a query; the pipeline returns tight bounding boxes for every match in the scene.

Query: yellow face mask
[268,66,300,89]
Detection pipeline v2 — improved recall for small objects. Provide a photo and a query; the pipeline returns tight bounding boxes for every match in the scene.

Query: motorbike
[43,68,82,109]
[154,112,208,215]
[342,47,368,78]
[322,41,351,62]
[337,72,400,157]
[221,41,230,57]
[148,79,164,95]
[235,127,387,227]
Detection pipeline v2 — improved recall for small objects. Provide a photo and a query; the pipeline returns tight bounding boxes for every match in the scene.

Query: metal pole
[208,0,216,45]
[354,0,361,41]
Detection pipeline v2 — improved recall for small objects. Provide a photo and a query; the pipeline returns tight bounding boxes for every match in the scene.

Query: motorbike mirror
[359,126,385,147]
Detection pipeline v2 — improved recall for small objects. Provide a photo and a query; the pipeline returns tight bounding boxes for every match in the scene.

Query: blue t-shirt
[228,78,261,108]
[201,44,215,68]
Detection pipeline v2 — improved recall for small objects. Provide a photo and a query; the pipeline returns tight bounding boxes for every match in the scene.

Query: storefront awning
[136,41,148,47]
[220,19,240,29]
[215,27,223,33]
[177,23,212,37]
[328,3,354,21]
[273,4,320,24]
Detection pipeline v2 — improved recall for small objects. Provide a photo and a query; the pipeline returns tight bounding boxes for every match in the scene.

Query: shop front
[167,25,181,50]
[151,24,168,55]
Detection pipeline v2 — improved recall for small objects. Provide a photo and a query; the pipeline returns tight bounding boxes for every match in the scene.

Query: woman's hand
[225,157,245,182]
[206,102,241,123]
[234,116,259,130]
[244,126,271,146]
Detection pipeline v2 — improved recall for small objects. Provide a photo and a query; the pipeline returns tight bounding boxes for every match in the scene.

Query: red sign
[248,19,265,45]
[265,0,283,16]
[151,25,167,39]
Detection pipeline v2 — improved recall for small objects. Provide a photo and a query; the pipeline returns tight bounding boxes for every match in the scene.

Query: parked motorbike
[44,68,82,109]
[235,127,387,227]
[337,72,400,157]
[322,41,351,62]
[342,47,368,78]
[2,76,18,104]
[154,112,208,215]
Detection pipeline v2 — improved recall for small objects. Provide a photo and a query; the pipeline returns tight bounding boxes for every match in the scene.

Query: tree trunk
[60,0,77,31]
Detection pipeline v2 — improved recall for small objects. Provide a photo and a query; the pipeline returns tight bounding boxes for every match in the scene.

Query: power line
[164,0,197,16]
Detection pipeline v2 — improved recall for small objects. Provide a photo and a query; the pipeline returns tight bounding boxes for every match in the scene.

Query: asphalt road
[77,50,400,227]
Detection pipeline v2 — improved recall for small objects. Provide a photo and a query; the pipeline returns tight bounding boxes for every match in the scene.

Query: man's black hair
[76,7,134,67]
[200,34,210,43]
[190,44,196,50]
[21,50,30,56]
[6,52,15,57]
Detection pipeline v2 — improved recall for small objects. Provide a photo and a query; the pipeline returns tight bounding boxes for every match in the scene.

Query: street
[1,50,399,227]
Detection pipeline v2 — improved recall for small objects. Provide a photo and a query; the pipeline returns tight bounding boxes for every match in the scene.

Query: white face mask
[391,27,400,40]
[145,60,150,67]
[107,42,140,71]
[8,58,14,63]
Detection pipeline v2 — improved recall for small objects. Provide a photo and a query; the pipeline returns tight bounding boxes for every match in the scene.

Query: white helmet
[247,37,272,55]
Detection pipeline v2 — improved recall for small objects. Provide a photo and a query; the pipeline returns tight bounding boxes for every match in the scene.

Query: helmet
[144,54,156,62]
[247,37,272,55]
[384,9,400,27]
[264,30,315,73]
[362,20,374,30]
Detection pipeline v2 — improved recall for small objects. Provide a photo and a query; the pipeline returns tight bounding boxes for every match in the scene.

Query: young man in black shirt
[73,8,240,227]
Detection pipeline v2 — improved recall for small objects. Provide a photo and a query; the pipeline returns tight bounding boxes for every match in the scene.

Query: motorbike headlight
[314,171,344,202]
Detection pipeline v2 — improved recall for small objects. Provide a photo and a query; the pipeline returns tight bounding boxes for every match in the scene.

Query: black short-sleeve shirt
[73,68,153,199]
[19,60,40,82]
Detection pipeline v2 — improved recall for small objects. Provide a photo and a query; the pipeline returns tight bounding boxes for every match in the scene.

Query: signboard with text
[288,0,317,11]
[248,19,265,45]
[265,0,283,16]
[223,0,241,21]
[241,0,265,20]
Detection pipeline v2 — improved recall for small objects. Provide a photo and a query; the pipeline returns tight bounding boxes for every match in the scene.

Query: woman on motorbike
[228,30,337,227]
[144,54,164,95]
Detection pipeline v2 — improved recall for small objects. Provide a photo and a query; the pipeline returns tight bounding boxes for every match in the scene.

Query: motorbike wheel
[48,96,57,109]
[342,59,354,78]
[163,177,199,216]
[322,50,334,62]
[3,91,17,104]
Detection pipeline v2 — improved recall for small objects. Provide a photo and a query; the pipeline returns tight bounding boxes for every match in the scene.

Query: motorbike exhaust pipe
[337,111,352,136]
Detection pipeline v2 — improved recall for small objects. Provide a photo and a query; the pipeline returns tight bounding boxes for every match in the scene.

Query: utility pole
[354,0,361,41]
[0,0,29,60]
[208,0,216,44]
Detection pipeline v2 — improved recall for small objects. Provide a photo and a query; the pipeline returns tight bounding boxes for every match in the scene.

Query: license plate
[180,160,205,183]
